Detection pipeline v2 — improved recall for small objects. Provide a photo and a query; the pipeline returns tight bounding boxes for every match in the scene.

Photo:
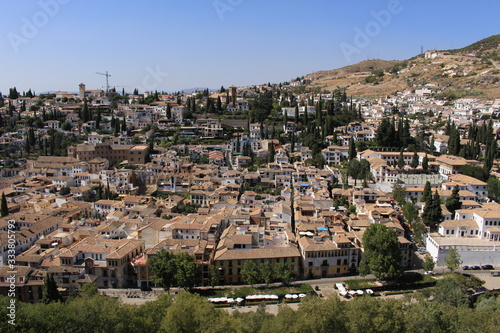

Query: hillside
[304,35,500,98]
[446,34,500,55]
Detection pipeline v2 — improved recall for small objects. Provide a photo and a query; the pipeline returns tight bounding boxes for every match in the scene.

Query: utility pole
[96,71,111,93]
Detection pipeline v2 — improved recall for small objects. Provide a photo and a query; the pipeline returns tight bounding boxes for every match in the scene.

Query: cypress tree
[445,185,462,216]
[216,96,222,112]
[1,192,8,217]
[410,151,419,169]
[421,181,432,203]
[82,99,89,123]
[41,273,62,304]
[166,103,172,119]
[422,190,442,228]
[96,109,101,129]
[348,137,356,161]
[397,150,405,169]
[121,116,127,132]
[422,154,429,172]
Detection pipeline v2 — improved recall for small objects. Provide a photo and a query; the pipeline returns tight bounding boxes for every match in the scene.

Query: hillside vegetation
[304,35,500,98]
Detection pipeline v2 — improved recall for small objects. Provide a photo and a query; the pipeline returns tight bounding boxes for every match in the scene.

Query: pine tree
[1,192,8,217]
[294,105,299,123]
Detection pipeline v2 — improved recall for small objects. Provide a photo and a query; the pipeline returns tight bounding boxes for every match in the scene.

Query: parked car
[462,265,469,270]
[481,264,494,270]
[470,266,481,270]
[424,271,435,275]
[417,247,427,253]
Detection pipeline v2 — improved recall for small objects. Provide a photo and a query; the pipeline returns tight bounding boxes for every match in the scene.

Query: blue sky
[1,0,499,94]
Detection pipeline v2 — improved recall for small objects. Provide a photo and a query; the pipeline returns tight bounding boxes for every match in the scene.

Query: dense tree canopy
[148,250,201,291]
[3,285,499,333]
[362,223,403,280]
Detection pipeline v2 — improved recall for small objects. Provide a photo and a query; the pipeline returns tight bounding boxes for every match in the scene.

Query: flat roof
[428,233,500,247]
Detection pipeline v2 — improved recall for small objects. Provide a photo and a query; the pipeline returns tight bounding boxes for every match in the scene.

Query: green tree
[121,116,127,132]
[346,297,405,333]
[445,185,462,216]
[444,247,461,272]
[59,186,71,195]
[268,142,275,163]
[209,265,219,289]
[397,150,404,169]
[422,190,443,228]
[348,158,361,186]
[80,282,99,297]
[460,165,489,182]
[357,257,369,276]
[348,137,356,161]
[274,262,293,285]
[1,192,8,217]
[410,151,419,169]
[259,261,274,286]
[241,260,259,286]
[422,254,435,272]
[422,153,429,172]
[392,181,406,206]
[402,201,419,225]
[362,224,402,280]
[148,250,177,293]
[233,303,273,333]
[487,176,500,202]
[161,292,235,333]
[421,181,432,203]
[41,273,63,304]
[433,277,468,307]
[174,252,201,291]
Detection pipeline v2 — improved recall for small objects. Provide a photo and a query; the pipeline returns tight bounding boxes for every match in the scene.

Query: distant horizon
[1,0,498,94]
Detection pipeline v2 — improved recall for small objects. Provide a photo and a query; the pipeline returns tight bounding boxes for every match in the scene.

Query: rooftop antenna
[96,71,111,93]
